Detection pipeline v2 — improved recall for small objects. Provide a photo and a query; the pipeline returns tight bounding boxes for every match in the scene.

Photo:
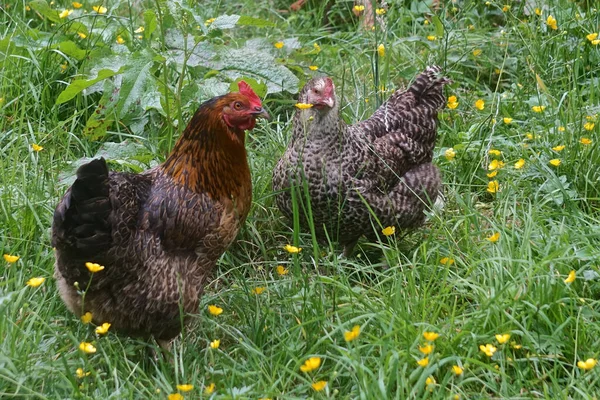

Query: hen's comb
[238,81,262,106]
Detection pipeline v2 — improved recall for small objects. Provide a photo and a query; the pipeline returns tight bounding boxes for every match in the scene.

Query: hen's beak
[251,106,270,120]
[315,97,334,108]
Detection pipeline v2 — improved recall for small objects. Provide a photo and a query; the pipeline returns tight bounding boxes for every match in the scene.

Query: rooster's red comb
[237,80,262,106]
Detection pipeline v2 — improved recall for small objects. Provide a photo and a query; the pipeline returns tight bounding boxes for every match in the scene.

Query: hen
[273,66,449,255]
[53,81,268,346]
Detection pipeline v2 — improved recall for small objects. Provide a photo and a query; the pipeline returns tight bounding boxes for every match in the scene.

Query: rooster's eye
[233,101,243,110]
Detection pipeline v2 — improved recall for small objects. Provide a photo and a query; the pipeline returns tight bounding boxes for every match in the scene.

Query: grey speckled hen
[52,82,268,348]
[273,66,449,255]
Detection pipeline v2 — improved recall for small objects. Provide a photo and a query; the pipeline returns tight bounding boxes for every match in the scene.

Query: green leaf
[116,50,158,121]
[29,0,60,23]
[143,9,157,39]
[237,16,275,27]
[82,80,120,140]
[55,41,86,61]
[56,68,124,104]
[432,15,444,38]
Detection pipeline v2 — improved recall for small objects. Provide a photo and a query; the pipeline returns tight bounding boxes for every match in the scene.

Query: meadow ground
[1,0,600,398]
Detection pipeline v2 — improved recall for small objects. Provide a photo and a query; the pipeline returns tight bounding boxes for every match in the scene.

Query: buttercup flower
[204,383,216,395]
[312,381,327,391]
[382,226,395,236]
[489,149,502,157]
[3,254,19,263]
[376,8,386,15]
[294,103,313,110]
[59,9,73,18]
[204,18,216,26]
[423,331,440,341]
[77,32,87,39]
[313,43,321,52]
[353,5,365,13]
[584,122,595,131]
[488,159,505,170]
[444,148,456,160]
[486,232,500,242]
[546,15,557,30]
[308,65,318,71]
[580,138,592,145]
[377,44,385,57]
[85,262,104,273]
[72,2,82,8]
[558,126,566,132]
[168,394,183,400]
[452,365,463,375]
[577,358,597,371]
[564,270,576,284]
[427,35,437,41]
[417,357,429,367]
[472,49,482,57]
[514,159,525,169]
[79,342,97,354]
[440,257,454,265]
[210,339,220,349]
[116,36,125,44]
[284,244,302,253]
[447,96,458,109]
[276,265,289,275]
[76,368,90,378]
[419,343,434,354]
[503,117,512,124]
[252,287,266,295]
[475,99,485,110]
[486,181,499,194]
[95,322,111,335]
[552,145,565,152]
[208,305,223,316]
[425,376,436,385]
[26,277,45,287]
[300,356,322,372]
[587,33,598,41]
[495,333,510,344]
[344,325,361,342]
[487,170,498,178]
[81,312,93,324]
[479,343,497,357]
[532,105,545,112]
[92,5,107,13]
[534,8,541,16]
[177,384,194,392]
[549,159,561,167]
[274,41,284,49]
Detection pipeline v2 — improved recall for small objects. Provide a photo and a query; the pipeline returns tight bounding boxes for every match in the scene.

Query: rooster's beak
[251,106,270,120]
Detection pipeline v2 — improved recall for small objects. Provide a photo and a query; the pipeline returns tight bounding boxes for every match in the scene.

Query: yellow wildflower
[204,383,216,395]
[486,170,498,178]
[514,159,525,169]
[426,35,437,41]
[59,9,73,18]
[447,95,458,109]
[308,65,318,71]
[592,39,600,45]
[76,368,90,378]
[77,32,87,39]
[486,232,500,242]
[252,287,266,295]
[32,143,43,152]
[95,322,111,335]
[472,49,482,57]
[425,376,436,385]
[294,103,313,110]
[488,159,505,171]
[381,226,395,236]
[168,394,183,400]
[502,5,510,12]
[587,33,598,42]
[417,357,429,367]
[208,305,223,316]
[344,325,360,342]
[134,26,145,33]
[313,43,321,52]
[284,244,302,253]
[210,339,220,349]
[424,20,430,25]
[60,62,67,72]
[72,2,82,8]
[495,334,510,344]
[532,105,545,112]
[564,270,576,284]
[510,341,522,349]
[479,343,497,357]
[79,342,97,354]
[549,159,561,167]
[3,254,19,263]
[552,145,565,152]
[584,122,595,131]
[503,117,512,124]
[276,265,289,276]
[419,343,434,354]
[475,99,485,110]
[176,384,194,392]
[487,181,500,194]
[534,8,542,16]
[452,365,463,375]
[116,36,125,44]
[312,381,327,391]
[353,5,365,13]
[580,137,592,145]
[300,356,321,372]
[26,277,45,287]
[444,148,456,160]
[440,257,454,265]
[377,44,385,57]
[546,15,557,30]
[376,8,386,15]
[577,358,597,371]
[488,149,502,157]
[81,312,93,324]
[85,262,104,273]
[558,126,565,132]
[92,5,107,14]
[274,41,284,49]
[423,331,440,341]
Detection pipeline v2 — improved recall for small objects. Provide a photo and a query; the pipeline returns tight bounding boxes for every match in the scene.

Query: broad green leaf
[211,15,241,30]
[237,16,275,28]
[432,16,444,38]
[83,80,120,140]
[29,0,60,23]
[56,68,124,104]
[143,9,157,39]
[55,40,86,61]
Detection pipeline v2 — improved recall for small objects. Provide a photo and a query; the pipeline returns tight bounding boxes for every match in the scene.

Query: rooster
[53,81,268,347]
[273,66,449,255]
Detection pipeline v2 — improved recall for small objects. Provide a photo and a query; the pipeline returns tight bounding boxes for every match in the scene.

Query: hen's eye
[233,101,243,110]
[313,89,320,95]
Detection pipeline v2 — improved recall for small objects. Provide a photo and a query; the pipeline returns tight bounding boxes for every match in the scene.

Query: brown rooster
[273,66,448,255]
[53,81,268,347]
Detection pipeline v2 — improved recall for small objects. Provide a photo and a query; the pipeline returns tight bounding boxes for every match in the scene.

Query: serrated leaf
[83,80,120,140]
[432,16,444,38]
[56,68,124,104]
[55,40,86,61]
[211,14,241,30]
[144,9,157,39]
[116,50,157,121]
[29,0,60,23]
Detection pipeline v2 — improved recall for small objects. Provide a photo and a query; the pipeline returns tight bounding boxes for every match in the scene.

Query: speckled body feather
[273,66,449,254]
[53,91,262,341]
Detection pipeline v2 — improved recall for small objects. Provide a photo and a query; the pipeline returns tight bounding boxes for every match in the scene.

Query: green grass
[2,0,600,398]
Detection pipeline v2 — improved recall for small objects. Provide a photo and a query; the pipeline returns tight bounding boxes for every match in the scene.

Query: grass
[1,0,600,398]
